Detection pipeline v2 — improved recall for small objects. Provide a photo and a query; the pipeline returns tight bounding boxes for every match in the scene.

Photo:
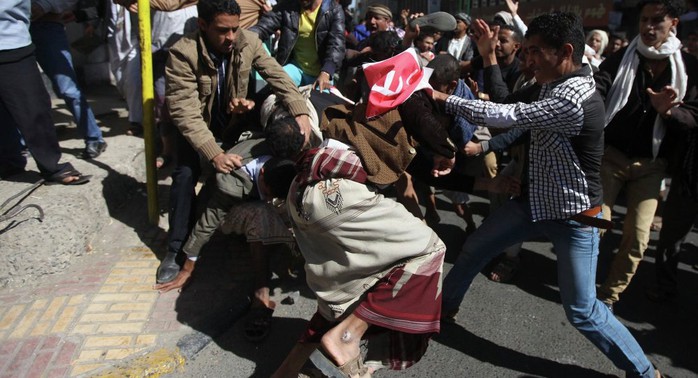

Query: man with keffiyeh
[594,0,698,311]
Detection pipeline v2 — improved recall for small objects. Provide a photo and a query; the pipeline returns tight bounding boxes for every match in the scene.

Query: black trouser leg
[0,50,68,177]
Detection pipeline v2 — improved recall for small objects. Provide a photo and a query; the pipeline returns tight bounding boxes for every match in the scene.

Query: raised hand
[472,18,499,61]
[647,86,682,117]
[505,0,519,16]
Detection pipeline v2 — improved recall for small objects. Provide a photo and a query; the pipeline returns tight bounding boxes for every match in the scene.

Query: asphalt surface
[166,194,698,378]
[1,84,697,377]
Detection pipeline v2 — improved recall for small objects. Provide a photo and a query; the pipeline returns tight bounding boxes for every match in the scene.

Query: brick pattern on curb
[0,246,184,377]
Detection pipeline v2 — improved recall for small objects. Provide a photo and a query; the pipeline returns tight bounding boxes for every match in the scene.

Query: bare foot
[252,288,274,309]
[319,316,367,367]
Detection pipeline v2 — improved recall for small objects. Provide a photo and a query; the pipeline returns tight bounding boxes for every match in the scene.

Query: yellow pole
[137,0,159,225]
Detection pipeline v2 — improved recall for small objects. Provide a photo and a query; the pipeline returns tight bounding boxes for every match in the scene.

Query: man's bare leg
[249,242,273,308]
[272,313,370,376]
[321,314,369,366]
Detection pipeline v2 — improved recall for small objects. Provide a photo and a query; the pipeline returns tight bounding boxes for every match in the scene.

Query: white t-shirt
[448,36,468,60]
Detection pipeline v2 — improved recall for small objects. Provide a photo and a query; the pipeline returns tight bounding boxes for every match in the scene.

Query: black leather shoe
[83,141,107,159]
[156,253,181,283]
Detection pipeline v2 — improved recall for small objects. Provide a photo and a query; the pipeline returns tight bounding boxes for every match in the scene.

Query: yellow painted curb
[89,348,185,377]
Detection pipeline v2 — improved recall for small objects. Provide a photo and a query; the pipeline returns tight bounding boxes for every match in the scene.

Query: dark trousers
[167,131,204,256]
[654,178,698,293]
[0,48,69,177]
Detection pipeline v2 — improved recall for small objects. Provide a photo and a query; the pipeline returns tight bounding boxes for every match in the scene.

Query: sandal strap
[337,354,368,377]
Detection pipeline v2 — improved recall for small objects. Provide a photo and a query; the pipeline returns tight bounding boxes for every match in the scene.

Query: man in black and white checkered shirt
[435,13,660,378]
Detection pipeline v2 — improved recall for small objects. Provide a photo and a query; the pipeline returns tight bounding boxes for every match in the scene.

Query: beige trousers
[598,146,667,304]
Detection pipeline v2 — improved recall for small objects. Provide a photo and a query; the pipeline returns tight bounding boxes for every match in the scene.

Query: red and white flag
[362,48,433,119]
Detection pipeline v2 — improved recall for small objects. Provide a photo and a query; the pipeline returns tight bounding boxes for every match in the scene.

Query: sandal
[409,12,457,32]
[47,169,91,186]
[126,123,144,136]
[488,256,520,283]
[243,301,275,342]
[309,348,370,378]
[156,155,171,169]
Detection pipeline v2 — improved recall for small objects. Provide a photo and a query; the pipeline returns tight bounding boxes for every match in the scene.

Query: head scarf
[366,4,392,20]
[494,11,513,26]
[454,12,471,26]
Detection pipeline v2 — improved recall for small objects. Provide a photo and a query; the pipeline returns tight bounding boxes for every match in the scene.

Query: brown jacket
[321,103,419,185]
[166,29,308,161]
[149,0,197,11]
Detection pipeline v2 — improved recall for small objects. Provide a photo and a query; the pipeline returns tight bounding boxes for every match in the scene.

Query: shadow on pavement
[171,231,310,366]
[214,316,309,377]
[85,158,169,256]
[434,322,618,377]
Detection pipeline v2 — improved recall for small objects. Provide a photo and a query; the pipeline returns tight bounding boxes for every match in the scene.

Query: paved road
[165,194,698,378]
[3,84,695,377]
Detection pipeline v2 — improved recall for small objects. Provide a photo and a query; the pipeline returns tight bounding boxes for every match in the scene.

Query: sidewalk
[0,85,258,377]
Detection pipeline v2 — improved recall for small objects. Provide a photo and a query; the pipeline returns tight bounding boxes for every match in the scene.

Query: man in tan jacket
[157,0,311,283]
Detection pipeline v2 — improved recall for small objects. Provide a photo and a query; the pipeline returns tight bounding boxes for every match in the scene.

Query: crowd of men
[1,0,697,377]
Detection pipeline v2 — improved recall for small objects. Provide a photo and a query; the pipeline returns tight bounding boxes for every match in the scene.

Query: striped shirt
[445,67,600,221]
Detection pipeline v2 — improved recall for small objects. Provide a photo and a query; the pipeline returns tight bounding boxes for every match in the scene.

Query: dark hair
[637,0,683,18]
[415,32,434,44]
[427,54,460,87]
[499,24,522,43]
[526,12,585,65]
[265,116,304,159]
[197,0,241,24]
[367,30,405,61]
[262,158,297,199]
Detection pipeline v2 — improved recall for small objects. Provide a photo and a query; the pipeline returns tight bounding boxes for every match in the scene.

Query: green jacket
[183,139,273,258]
[165,28,308,161]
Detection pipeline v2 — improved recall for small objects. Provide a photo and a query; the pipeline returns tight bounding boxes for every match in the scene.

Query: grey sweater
[1,0,32,51]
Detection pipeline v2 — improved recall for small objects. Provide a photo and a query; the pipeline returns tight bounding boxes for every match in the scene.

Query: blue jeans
[30,22,103,144]
[442,199,654,378]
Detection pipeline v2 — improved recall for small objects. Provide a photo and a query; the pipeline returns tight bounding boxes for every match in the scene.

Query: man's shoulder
[229,138,271,158]
[547,72,596,105]
[272,0,299,12]
[322,0,343,12]
[170,31,199,56]
[239,29,263,48]
[400,90,434,108]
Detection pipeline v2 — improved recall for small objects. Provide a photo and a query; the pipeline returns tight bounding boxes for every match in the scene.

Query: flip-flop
[156,155,171,169]
[309,348,370,378]
[488,256,520,283]
[47,169,91,186]
[243,304,275,342]
[409,12,457,32]
[126,123,144,136]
